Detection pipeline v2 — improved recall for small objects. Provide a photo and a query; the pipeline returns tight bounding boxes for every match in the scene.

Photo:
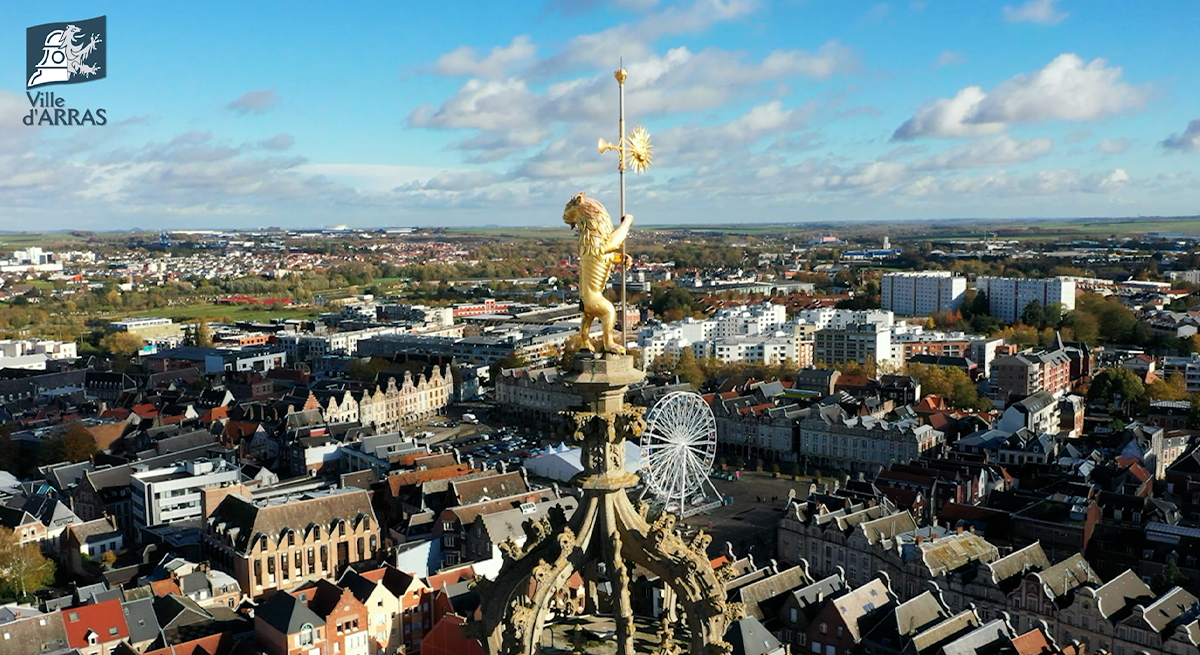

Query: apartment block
[976,277,1076,324]
[881,271,966,316]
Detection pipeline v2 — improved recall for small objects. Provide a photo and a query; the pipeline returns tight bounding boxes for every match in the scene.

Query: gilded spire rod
[597,62,652,353]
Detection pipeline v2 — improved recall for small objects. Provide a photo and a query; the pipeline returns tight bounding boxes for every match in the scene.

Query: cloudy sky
[2,0,1198,230]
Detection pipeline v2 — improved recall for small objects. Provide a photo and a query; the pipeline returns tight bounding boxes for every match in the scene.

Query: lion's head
[563,192,613,256]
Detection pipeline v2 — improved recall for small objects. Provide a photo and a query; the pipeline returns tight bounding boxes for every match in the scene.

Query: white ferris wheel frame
[639,391,722,517]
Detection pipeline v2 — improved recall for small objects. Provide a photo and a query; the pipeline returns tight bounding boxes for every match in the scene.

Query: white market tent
[523,441,643,482]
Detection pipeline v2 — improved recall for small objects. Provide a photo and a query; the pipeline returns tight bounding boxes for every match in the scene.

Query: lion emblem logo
[27,16,106,88]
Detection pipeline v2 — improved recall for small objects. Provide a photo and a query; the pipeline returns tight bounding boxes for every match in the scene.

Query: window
[109,627,118,636]
[819,623,827,635]
[790,608,799,623]
[299,623,314,647]
[837,626,844,638]
[811,641,821,653]
[260,537,266,552]
[339,521,346,537]
[288,532,295,547]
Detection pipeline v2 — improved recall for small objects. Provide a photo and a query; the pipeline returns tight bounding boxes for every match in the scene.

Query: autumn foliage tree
[0,527,55,599]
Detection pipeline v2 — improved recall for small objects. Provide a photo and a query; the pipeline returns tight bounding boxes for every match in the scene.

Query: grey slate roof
[255,591,325,635]
[1034,553,1101,600]
[0,610,69,655]
[790,573,847,610]
[1140,587,1199,633]
[121,597,162,645]
[736,564,811,620]
[940,618,1012,655]
[725,616,785,655]
[987,542,1050,587]
[475,497,577,547]
[1094,571,1154,622]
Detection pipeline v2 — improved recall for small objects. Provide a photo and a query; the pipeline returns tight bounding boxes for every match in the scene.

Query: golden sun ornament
[625,126,653,174]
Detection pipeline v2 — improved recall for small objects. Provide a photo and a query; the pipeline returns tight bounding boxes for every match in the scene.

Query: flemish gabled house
[338,566,403,655]
[254,590,326,655]
[777,571,848,652]
[806,576,897,655]
[303,579,370,655]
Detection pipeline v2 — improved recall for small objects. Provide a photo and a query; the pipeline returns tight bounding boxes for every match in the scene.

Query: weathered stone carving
[464,353,732,654]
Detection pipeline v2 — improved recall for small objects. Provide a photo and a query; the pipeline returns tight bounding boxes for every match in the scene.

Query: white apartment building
[130,457,241,535]
[814,321,894,367]
[0,338,77,370]
[792,308,894,331]
[710,335,798,365]
[976,277,1076,324]
[881,271,966,316]
[638,302,789,364]
[277,326,403,360]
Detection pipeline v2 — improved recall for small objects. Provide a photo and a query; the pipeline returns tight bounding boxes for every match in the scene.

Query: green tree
[1088,368,1145,413]
[0,528,55,599]
[1044,302,1066,329]
[673,349,705,390]
[1021,300,1045,329]
[1151,558,1188,595]
[970,290,990,317]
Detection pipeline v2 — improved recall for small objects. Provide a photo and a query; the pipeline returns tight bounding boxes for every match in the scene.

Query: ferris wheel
[639,391,722,517]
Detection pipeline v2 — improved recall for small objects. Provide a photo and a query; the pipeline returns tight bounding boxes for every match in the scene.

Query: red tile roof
[1011,627,1054,655]
[63,598,129,647]
[426,565,475,591]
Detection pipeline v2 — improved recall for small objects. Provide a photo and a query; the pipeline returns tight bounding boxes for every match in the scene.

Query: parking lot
[673,471,808,561]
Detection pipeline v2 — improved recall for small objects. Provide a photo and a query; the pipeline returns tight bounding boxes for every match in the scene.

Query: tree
[60,422,97,463]
[673,349,705,390]
[1151,558,1188,595]
[1044,302,1066,329]
[101,331,144,358]
[1021,300,1045,329]
[970,290,990,317]
[0,527,55,599]
[195,320,213,348]
[1146,372,1190,402]
[908,363,992,411]
[1087,368,1145,412]
[100,550,118,568]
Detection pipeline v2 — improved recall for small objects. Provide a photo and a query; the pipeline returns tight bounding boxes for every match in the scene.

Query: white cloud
[226,89,278,115]
[533,0,758,77]
[894,86,1006,139]
[434,36,537,79]
[396,170,503,191]
[894,54,1149,139]
[1003,0,1068,25]
[1161,119,1200,152]
[1097,138,1129,154]
[935,51,964,67]
[914,135,1053,170]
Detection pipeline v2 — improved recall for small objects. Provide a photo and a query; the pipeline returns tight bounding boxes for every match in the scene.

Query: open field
[122,303,318,323]
[445,215,1200,242]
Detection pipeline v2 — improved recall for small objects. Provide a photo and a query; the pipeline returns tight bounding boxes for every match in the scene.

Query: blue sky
[1,0,1198,230]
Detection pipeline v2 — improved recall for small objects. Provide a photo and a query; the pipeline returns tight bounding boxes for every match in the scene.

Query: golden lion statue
[562,192,633,354]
